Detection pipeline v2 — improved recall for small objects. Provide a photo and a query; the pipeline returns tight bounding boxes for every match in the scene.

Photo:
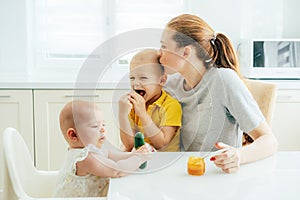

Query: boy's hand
[128,91,147,117]
[119,94,133,115]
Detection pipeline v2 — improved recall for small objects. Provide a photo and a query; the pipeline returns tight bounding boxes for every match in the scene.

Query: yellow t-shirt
[129,90,182,152]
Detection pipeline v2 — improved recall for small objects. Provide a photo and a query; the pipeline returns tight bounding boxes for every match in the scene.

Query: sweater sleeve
[219,70,265,133]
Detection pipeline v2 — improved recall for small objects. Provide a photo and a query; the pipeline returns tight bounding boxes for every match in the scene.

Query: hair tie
[210,33,216,46]
[204,57,212,63]
[213,33,216,40]
[205,33,217,63]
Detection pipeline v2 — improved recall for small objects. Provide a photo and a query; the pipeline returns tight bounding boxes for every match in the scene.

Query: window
[113,0,187,34]
[32,0,109,72]
[31,0,188,77]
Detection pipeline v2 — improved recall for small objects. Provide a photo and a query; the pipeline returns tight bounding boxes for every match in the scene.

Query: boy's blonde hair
[130,49,164,74]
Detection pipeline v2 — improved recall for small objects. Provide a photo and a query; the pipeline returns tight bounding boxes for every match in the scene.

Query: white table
[107,151,300,200]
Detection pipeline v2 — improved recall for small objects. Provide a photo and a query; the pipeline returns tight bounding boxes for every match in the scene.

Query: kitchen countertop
[0,81,131,90]
[108,151,300,200]
[0,79,300,90]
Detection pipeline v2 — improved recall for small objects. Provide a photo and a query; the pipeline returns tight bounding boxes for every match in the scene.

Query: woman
[158,14,277,173]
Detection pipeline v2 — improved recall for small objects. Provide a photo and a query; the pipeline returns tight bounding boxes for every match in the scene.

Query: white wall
[1,0,300,81]
[187,0,300,76]
[0,0,29,79]
[283,0,300,37]
[187,0,242,48]
[187,0,300,44]
[240,0,284,39]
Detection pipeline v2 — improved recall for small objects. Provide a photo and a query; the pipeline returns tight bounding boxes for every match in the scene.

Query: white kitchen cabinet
[33,89,126,170]
[272,89,300,150]
[0,90,34,199]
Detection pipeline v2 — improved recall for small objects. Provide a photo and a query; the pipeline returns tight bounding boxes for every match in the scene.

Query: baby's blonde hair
[59,100,97,136]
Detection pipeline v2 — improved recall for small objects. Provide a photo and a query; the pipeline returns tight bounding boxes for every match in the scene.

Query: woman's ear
[183,46,192,58]
[67,128,79,141]
[159,74,167,86]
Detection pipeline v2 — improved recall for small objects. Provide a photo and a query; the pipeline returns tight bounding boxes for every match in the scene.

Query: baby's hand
[145,143,157,152]
[132,145,152,162]
[131,143,156,153]
[133,144,149,153]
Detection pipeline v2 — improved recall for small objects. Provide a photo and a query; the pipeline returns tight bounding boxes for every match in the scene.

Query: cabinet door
[34,89,125,170]
[272,90,300,150]
[0,90,34,198]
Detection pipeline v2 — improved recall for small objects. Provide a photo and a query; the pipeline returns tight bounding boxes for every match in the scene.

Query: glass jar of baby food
[187,156,205,176]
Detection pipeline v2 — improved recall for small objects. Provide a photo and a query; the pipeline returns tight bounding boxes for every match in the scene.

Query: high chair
[2,127,105,200]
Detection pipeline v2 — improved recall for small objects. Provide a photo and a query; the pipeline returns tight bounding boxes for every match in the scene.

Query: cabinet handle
[0,95,11,98]
[64,94,100,98]
[277,95,292,102]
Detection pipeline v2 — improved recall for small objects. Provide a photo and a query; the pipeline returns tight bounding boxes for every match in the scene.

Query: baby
[53,100,150,197]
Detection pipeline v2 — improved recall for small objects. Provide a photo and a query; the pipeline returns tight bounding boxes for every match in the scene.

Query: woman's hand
[210,142,241,173]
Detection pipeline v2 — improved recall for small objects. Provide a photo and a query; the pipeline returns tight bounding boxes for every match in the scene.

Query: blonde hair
[167,14,240,75]
[130,49,164,74]
[59,100,97,136]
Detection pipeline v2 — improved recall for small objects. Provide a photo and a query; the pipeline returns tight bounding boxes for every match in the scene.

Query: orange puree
[187,156,205,176]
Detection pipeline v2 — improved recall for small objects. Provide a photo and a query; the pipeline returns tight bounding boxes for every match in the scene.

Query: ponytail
[211,33,240,76]
[167,14,241,76]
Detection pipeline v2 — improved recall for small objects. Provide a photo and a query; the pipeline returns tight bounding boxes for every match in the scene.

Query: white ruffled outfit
[53,144,110,197]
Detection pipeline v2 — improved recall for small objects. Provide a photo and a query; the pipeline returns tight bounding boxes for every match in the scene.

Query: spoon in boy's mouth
[135,89,146,97]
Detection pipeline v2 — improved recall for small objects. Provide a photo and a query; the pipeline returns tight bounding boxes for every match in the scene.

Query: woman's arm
[239,122,278,164]
[210,70,277,173]
[211,122,278,173]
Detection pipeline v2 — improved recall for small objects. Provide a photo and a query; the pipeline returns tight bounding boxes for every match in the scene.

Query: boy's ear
[159,74,167,86]
[67,128,79,141]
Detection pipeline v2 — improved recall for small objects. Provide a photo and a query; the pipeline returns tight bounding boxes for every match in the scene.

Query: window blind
[32,0,188,70]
